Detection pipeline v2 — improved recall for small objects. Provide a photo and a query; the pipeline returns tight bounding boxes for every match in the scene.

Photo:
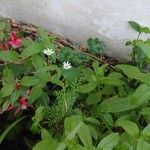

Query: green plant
[33,115,120,150]
[87,38,106,54]
[127,21,150,70]
[1,18,150,150]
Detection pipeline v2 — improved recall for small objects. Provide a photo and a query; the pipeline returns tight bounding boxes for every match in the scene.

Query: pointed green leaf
[29,84,43,103]
[20,76,39,87]
[78,123,92,148]
[116,64,150,84]
[21,42,43,58]
[137,137,150,150]
[115,120,139,138]
[97,133,119,150]
[1,83,14,97]
[78,82,97,93]
[128,21,141,33]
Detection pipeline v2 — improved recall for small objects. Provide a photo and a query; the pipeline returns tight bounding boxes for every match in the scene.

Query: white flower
[43,48,54,56]
[63,61,72,70]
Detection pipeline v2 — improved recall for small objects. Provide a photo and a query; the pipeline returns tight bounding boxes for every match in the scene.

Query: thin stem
[137,32,141,40]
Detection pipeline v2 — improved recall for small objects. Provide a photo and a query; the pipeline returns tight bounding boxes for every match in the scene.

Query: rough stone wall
[0,0,150,60]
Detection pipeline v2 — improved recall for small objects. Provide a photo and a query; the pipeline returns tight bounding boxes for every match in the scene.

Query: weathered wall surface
[0,0,150,60]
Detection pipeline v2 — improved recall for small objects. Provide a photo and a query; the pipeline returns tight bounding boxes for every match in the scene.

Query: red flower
[15,97,33,116]
[19,97,29,110]
[8,32,22,48]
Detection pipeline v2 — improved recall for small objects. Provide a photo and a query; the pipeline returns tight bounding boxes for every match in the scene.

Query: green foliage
[129,21,142,33]
[0,51,20,62]
[0,18,10,41]
[87,38,106,54]
[59,47,90,65]
[44,84,78,126]
[129,21,150,34]
[2,19,150,150]
[115,119,139,138]
[97,133,119,150]
[128,21,150,70]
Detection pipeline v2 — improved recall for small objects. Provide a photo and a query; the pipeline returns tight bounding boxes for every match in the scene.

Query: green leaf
[130,84,150,105]
[128,21,141,33]
[41,128,52,140]
[64,116,84,146]
[97,133,119,150]
[56,143,66,150]
[33,138,57,150]
[32,106,45,123]
[137,137,150,150]
[66,122,83,141]
[50,75,64,87]
[141,27,150,34]
[0,116,26,144]
[141,124,150,141]
[29,84,43,103]
[0,51,19,62]
[116,133,136,150]
[31,54,46,69]
[31,106,45,133]
[1,83,14,97]
[100,77,124,86]
[0,32,5,41]
[98,84,150,113]
[20,76,40,87]
[38,28,49,41]
[7,64,28,76]
[101,113,114,127]
[62,68,80,81]
[86,92,101,105]
[136,42,150,59]
[0,21,6,30]
[88,125,99,141]
[64,115,82,136]
[10,90,20,104]
[140,107,150,116]
[66,141,87,150]
[21,42,43,58]
[116,64,150,84]
[78,82,97,93]
[115,120,139,138]
[1,101,10,112]
[36,92,50,106]
[85,117,100,126]
[21,38,33,47]
[3,68,14,83]
[82,68,94,82]
[78,123,92,148]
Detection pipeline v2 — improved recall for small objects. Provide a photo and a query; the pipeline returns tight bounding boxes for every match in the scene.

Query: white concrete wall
[0,0,150,60]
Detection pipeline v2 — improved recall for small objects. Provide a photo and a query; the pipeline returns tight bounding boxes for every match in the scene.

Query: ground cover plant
[0,18,150,150]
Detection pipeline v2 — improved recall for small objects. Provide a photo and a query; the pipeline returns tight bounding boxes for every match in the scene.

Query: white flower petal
[63,61,72,70]
[43,48,54,56]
